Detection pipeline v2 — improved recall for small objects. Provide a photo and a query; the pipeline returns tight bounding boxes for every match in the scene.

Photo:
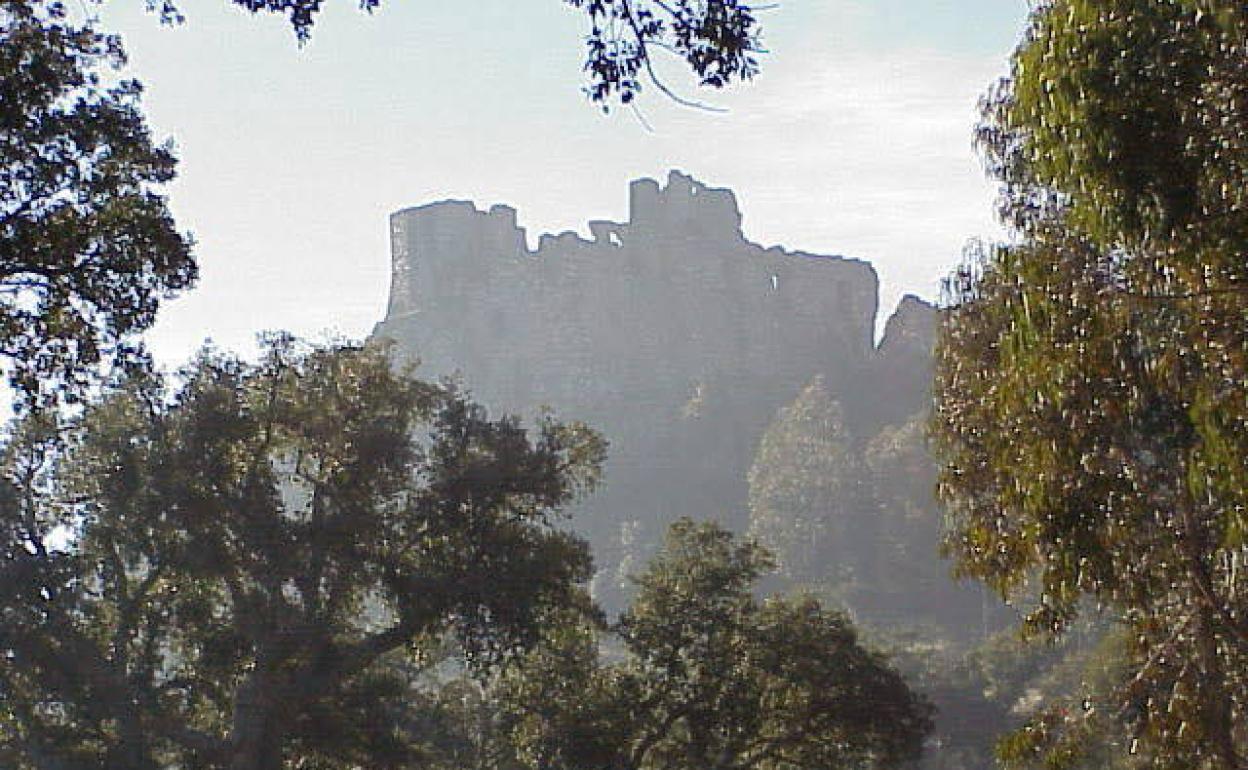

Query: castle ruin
[374,171,959,621]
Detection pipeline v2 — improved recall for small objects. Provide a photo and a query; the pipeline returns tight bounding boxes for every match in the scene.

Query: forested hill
[373,171,990,637]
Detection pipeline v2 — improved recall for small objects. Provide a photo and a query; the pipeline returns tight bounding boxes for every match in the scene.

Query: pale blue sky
[95,0,1029,364]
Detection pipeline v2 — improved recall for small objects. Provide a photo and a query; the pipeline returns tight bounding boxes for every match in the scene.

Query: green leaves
[1,2,195,409]
[936,2,1248,766]
[503,520,933,770]
[0,337,602,769]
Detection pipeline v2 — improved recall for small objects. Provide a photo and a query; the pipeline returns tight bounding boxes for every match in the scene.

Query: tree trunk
[1180,500,1242,770]
[228,673,285,770]
[1193,600,1240,770]
[111,705,154,770]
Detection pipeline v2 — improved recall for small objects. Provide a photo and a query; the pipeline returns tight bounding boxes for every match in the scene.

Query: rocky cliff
[374,171,960,621]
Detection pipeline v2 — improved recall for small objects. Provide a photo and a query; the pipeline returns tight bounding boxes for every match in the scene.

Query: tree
[746,382,992,640]
[932,1,1248,767]
[503,519,934,770]
[0,336,605,770]
[747,377,867,586]
[162,0,763,107]
[0,1,195,409]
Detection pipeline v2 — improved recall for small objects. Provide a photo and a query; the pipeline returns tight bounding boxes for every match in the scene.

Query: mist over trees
[503,520,933,770]
[0,2,933,768]
[3,0,1247,768]
[0,338,604,768]
[747,377,861,583]
[0,339,934,769]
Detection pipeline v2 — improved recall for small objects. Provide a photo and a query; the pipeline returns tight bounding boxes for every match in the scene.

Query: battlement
[383,172,878,358]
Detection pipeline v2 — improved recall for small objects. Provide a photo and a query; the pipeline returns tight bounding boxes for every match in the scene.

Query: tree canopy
[503,519,934,770]
[0,1,195,409]
[932,1,1248,768]
[0,337,604,770]
[747,377,861,583]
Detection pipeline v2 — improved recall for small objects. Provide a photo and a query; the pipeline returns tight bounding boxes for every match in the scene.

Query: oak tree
[504,519,934,770]
[0,1,195,409]
[0,337,604,770]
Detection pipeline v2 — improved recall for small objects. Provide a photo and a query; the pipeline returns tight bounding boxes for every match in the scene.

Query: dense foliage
[933,1,1248,767]
[0,338,604,770]
[504,519,934,770]
[0,0,195,408]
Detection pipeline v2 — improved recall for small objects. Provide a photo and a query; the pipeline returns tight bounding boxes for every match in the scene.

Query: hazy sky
[96,0,1029,365]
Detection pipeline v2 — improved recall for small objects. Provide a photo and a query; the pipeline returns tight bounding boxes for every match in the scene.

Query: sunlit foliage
[0,337,604,769]
[933,1,1248,767]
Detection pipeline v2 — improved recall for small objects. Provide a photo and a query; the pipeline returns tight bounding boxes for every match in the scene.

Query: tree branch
[619,0,728,113]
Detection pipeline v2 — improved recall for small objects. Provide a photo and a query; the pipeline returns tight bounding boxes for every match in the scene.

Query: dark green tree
[0,336,605,770]
[933,2,1248,767]
[504,519,934,770]
[0,0,195,408]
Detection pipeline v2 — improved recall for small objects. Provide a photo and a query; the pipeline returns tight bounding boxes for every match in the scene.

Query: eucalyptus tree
[932,1,1248,767]
[0,337,604,770]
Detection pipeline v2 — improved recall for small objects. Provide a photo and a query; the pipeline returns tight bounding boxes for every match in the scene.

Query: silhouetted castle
[374,171,956,619]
